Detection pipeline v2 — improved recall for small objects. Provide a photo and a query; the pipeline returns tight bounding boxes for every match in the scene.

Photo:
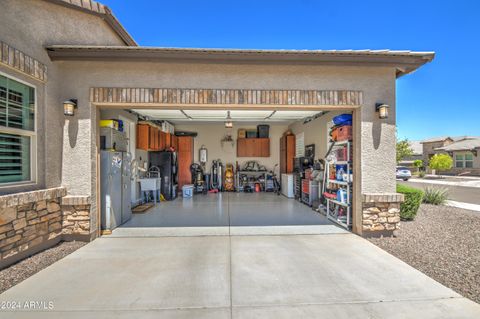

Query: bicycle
[270,164,281,195]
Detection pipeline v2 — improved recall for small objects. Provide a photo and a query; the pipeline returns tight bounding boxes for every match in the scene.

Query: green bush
[396,184,424,220]
[422,187,449,205]
[429,153,453,171]
[418,171,426,178]
[413,159,424,170]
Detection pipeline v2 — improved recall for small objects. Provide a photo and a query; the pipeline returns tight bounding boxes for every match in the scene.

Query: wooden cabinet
[137,124,169,151]
[177,136,193,190]
[237,138,270,157]
[158,131,166,151]
[280,134,295,173]
[165,132,171,148]
[136,124,150,151]
[171,135,178,151]
[259,138,270,157]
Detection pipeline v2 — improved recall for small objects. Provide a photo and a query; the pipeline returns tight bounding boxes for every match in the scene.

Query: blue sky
[101,0,479,141]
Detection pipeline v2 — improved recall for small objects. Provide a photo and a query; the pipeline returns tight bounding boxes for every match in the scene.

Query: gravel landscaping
[369,204,480,304]
[0,241,86,294]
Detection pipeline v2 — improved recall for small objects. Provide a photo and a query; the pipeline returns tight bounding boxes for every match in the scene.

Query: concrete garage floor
[1,194,480,318]
[114,193,345,237]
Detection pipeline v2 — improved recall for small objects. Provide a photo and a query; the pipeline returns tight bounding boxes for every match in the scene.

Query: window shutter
[0,133,30,183]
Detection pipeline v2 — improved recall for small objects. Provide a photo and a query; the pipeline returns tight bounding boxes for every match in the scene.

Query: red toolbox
[302,179,310,194]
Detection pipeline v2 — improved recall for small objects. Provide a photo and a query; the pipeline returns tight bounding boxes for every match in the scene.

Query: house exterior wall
[56,60,397,192]
[0,0,128,248]
[1,1,402,240]
[0,0,127,194]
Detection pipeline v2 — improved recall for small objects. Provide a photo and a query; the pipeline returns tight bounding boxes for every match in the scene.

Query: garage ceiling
[133,109,323,123]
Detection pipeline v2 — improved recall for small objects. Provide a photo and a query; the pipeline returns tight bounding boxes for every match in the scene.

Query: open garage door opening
[97,105,357,235]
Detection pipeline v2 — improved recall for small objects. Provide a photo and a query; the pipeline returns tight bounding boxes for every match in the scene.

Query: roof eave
[44,46,434,73]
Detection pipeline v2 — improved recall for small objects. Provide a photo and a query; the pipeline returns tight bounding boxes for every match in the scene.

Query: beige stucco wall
[52,61,397,202]
[0,0,127,198]
[174,122,289,172]
[1,0,401,234]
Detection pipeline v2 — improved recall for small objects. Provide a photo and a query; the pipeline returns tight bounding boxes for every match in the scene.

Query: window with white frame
[0,74,35,184]
[455,153,474,169]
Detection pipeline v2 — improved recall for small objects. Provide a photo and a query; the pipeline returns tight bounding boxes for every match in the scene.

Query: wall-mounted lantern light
[63,99,77,116]
[375,103,389,119]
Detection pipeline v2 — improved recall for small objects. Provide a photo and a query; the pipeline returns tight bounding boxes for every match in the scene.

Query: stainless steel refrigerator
[100,150,132,231]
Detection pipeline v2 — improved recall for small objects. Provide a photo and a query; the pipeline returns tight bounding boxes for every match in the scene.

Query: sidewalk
[409,176,480,188]
[446,200,480,212]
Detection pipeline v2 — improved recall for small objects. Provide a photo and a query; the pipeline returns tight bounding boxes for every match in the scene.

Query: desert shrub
[396,184,424,220]
[422,187,449,205]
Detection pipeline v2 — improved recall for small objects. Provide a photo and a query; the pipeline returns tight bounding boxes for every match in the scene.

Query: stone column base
[362,193,404,237]
[61,195,91,237]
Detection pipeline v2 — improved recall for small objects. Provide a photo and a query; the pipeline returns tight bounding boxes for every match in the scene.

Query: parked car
[396,166,412,181]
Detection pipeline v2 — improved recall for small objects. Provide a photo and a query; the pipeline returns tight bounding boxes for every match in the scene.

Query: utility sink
[139,178,161,191]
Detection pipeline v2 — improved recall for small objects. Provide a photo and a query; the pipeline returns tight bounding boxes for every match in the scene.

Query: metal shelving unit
[326,140,353,229]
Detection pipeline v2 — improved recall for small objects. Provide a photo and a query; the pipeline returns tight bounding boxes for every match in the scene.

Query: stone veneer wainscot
[362,193,404,237]
[0,188,92,268]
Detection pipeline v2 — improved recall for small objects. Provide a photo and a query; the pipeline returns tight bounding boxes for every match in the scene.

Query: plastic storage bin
[257,125,269,138]
[238,129,246,138]
[182,185,194,198]
[100,119,120,130]
[246,130,257,138]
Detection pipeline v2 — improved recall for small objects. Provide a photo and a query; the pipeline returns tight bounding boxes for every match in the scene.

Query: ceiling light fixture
[225,111,233,128]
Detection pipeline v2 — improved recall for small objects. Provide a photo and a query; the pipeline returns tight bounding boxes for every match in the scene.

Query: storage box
[100,127,127,151]
[332,125,352,141]
[246,130,257,138]
[182,184,194,198]
[257,125,269,138]
[238,129,246,138]
[100,119,119,131]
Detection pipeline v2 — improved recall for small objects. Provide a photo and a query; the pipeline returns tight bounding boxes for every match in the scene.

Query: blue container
[332,114,352,126]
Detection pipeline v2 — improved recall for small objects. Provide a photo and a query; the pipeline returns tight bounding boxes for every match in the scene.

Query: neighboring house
[0,0,434,267]
[399,140,423,169]
[421,136,480,175]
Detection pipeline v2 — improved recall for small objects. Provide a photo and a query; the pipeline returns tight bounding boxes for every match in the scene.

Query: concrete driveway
[1,229,480,318]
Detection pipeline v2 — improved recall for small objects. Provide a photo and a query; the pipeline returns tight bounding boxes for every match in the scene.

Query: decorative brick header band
[61,195,91,206]
[0,187,66,210]
[0,41,47,82]
[90,87,363,106]
[363,193,404,203]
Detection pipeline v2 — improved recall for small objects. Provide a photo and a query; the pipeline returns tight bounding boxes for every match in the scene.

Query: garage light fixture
[225,111,233,128]
[63,99,77,116]
[375,103,389,119]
